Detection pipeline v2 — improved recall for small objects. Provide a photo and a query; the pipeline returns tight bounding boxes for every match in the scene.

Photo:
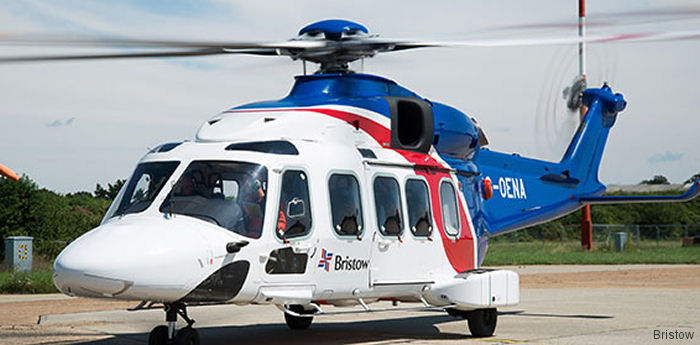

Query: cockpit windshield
[159,161,268,239]
[111,161,179,218]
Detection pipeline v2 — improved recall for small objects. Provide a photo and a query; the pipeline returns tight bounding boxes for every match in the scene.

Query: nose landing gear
[148,302,199,345]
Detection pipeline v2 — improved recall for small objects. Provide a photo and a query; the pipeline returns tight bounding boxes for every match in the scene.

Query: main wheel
[284,305,313,330]
[467,308,497,337]
[148,325,169,345]
[175,327,200,345]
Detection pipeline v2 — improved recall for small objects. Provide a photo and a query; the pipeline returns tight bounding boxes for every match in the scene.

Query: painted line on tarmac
[477,339,531,344]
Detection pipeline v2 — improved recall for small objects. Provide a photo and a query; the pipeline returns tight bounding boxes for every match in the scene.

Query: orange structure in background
[0,163,19,181]
[581,204,593,250]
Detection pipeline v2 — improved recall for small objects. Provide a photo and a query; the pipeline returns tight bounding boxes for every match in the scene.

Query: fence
[491,223,699,249]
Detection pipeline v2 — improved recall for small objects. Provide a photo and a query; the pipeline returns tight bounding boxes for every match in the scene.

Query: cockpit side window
[406,179,432,237]
[160,161,267,239]
[329,174,363,237]
[373,176,403,236]
[111,161,179,218]
[276,170,312,240]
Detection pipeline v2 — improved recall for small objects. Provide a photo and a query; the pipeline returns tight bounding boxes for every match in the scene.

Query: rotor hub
[298,19,369,41]
[291,19,379,74]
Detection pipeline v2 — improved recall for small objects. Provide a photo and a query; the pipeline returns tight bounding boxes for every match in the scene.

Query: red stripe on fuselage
[226,107,475,272]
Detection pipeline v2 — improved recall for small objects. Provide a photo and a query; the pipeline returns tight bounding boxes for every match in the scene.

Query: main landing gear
[447,307,498,337]
[149,302,199,345]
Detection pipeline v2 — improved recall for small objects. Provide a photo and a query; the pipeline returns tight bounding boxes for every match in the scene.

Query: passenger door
[313,172,371,297]
[261,168,316,285]
[369,172,437,288]
[369,173,411,284]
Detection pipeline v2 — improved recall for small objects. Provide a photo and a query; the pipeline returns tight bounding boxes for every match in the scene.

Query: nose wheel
[149,302,199,345]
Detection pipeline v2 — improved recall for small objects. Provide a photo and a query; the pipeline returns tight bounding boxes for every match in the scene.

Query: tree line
[0,177,123,260]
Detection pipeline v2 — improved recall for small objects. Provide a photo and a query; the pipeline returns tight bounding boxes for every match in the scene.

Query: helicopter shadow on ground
[500,310,614,319]
[71,310,615,345]
[74,314,470,345]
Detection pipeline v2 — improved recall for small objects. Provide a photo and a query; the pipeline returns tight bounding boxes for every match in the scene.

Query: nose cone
[54,216,210,301]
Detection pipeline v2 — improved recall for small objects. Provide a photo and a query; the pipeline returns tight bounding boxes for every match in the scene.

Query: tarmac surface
[1,265,698,345]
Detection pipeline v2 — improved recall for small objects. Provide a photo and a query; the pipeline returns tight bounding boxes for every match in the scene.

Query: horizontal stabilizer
[580,181,700,204]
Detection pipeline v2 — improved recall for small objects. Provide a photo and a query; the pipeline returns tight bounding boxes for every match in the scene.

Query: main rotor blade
[445,5,700,37]
[383,29,700,50]
[0,48,232,63]
[0,34,325,50]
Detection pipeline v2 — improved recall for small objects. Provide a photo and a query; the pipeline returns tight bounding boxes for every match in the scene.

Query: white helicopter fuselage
[53,104,519,311]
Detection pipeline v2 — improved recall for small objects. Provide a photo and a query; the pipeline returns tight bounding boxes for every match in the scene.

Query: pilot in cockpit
[240,174,265,237]
[173,174,195,197]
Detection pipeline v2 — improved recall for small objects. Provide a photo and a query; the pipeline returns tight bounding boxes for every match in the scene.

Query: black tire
[284,305,313,330]
[467,308,497,337]
[148,325,169,345]
[175,327,200,345]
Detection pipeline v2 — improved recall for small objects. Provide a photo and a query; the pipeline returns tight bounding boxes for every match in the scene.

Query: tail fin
[558,85,626,189]
[474,84,697,238]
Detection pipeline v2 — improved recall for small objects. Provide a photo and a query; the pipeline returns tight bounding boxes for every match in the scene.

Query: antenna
[578,0,586,80]
[579,0,593,252]
[577,0,587,120]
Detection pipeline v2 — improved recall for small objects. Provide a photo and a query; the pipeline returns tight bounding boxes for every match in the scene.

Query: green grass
[483,241,700,265]
[0,270,58,294]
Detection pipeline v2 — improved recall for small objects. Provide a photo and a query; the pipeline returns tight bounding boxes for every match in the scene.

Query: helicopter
[3,11,700,345]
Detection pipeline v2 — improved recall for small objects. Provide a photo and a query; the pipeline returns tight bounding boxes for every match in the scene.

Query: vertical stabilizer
[559,85,626,189]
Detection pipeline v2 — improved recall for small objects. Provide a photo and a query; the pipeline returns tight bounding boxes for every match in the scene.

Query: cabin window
[277,170,312,240]
[329,174,363,237]
[405,179,432,237]
[440,181,460,236]
[373,176,403,236]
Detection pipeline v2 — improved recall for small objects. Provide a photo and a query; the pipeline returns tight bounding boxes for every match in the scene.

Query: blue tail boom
[474,84,627,236]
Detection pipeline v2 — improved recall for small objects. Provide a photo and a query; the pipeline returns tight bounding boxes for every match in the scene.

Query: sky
[0,0,698,193]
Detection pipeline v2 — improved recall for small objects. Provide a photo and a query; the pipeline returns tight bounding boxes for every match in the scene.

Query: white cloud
[649,151,685,164]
